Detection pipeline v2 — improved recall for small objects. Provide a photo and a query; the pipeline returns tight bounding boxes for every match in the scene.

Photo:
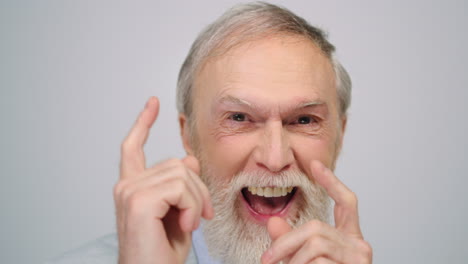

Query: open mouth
[241,186,298,216]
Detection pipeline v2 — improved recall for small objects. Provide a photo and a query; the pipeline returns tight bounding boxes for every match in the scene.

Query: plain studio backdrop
[1,0,467,263]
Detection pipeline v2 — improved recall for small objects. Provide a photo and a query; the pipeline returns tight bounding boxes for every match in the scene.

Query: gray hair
[176,1,352,119]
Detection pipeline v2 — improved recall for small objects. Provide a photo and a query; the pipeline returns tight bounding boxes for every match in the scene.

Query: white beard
[200,169,331,264]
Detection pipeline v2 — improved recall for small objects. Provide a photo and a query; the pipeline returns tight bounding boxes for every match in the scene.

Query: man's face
[182,34,344,262]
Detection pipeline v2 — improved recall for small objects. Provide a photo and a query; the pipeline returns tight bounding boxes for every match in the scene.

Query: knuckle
[350,191,358,203]
[165,158,183,167]
[306,236,324,250]
[120,183,135,202]
[113,182,122,197]
[306,219,324,233]
[358,240,373,260]
[126,192,147,215]
[344,191,358,207]
[174,165,189,177]
[163,168,189,185]
[113,180,127,198]
[120,140,132,154]
[172,176,189,193]
[170,165,193,183]
[351,240,373,263]
[354,255,370,264]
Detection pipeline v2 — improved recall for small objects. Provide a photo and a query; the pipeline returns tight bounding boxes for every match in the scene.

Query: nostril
[256,162,268,170]
[256,163,291,173]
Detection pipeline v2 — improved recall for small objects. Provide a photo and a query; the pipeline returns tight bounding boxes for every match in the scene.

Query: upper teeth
[247,187,294,197]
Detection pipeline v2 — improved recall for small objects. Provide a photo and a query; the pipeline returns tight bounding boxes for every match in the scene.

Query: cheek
[291,136,336,173]
[198,128,258,181]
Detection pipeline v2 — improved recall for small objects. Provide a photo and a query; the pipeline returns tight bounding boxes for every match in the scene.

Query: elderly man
[50,2,372,264]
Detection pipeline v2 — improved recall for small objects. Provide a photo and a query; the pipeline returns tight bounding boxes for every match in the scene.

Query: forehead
[193,34,337,112]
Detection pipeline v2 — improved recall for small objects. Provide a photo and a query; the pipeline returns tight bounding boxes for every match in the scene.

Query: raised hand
[114,97,214,264]
[262,160,372,264]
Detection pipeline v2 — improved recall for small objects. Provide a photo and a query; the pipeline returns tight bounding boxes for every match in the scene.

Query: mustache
[221,169,314,194]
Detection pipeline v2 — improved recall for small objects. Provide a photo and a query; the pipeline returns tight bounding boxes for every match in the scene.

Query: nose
[254,120,294,173]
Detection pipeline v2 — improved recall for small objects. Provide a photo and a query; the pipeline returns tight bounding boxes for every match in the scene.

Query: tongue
[244,190,290,215]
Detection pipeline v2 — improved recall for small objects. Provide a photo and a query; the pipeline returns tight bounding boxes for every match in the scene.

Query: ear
[336,115,347,156]
[340,116,347,144]
[339,115,348,151]
[179,113,194,155]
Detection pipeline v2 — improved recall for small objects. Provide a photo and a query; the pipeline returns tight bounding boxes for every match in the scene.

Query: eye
[297,116,314,124]
[230,113,246,122]
[288,115,320,133]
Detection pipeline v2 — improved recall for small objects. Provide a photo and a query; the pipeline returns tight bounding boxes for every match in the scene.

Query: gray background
[1,0,467,263]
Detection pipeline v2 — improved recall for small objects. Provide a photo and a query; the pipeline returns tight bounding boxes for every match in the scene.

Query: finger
[122,162,205,231]
[120,96,160,179]
[132,175,202,233]
[310,160,362,237]
[183,167,211,225]
[262,220,341,264]
[265,217,293,264]
[309,257,337,264]
[115,159,178,205]
[267,216,292,241]
[182,156,214,219]
[166,180,204,233]
[288,237,338,264]
[177,172,204,231]
[182,155,200,175]
[120,157,213,222]
[186,167,214,220]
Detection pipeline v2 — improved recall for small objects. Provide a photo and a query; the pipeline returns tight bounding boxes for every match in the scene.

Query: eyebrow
[217,95,327,112]
[218,95,253,107]
[297,101,326,108]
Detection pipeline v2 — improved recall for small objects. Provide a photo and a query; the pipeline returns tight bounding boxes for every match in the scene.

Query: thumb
[267,216,292,241]
[182,155,200,175]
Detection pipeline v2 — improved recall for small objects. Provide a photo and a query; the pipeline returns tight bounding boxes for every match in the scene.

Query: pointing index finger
[310,160,363,237]
[120,96,160,179]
